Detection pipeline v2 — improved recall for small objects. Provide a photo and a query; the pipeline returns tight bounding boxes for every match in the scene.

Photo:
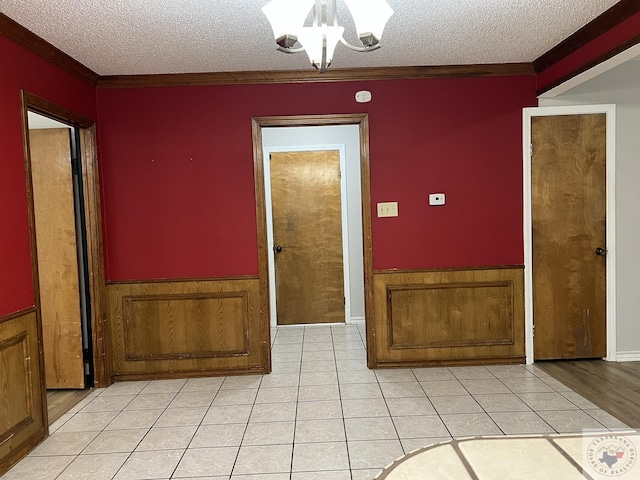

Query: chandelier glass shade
[262,0,394,73]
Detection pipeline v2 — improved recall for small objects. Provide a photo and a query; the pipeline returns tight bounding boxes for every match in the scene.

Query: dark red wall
[0,37,96,317]
[538,11,640,91]
[97,75,536,281]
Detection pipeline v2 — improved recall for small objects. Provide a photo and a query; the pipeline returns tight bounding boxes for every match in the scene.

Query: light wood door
[270,150,345,325]
[532,114,607,360]
[0,311,47,476]
[30,129,85,388]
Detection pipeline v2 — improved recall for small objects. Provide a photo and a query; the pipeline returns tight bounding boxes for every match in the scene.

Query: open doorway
[20,92,108,429]
[26,112,94,422]
[252,114,377,368]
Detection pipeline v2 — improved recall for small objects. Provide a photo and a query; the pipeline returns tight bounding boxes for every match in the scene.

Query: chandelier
[262,0,394,73]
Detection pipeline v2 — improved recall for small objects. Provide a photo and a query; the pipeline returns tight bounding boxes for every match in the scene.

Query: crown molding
[0,11,532,90]
[96,63,534,89]
[0,13,99,87]
[533,0,640,73]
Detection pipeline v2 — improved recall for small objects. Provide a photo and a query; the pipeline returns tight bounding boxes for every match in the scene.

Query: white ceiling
[0,0,621,76]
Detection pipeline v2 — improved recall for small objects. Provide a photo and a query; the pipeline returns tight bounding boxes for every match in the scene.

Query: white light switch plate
[377,202,398,217]
[429,193,446,206]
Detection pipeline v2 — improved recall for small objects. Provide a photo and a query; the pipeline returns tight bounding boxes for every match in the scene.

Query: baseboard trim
[348,317,366,325]
[376,356,526,368]
[616,351,640,362]
[112,366,266,381]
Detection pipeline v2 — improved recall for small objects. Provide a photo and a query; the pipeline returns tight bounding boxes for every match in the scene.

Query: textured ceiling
[0,0,621,76]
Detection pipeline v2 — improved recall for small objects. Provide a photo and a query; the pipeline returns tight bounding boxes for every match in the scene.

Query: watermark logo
[586,433,637,477]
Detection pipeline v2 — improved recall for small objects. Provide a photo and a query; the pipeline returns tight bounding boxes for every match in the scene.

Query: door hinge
[343,296,346,306]
[71,156,79,175]
[529,143,533,158]
[532,325,536,337]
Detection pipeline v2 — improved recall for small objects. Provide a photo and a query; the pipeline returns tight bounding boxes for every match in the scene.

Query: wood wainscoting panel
[0,309,47,476]
[107,278,266,380]
[123,293,249,360]
[374,267,524,367]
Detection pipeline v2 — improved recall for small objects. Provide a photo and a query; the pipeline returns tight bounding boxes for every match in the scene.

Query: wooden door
[270,150,345,325]
[0,310,47,476]
[531,114,607,360]
[29,129,85,388]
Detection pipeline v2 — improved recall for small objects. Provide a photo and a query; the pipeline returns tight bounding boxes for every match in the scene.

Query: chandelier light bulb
[261,0,315,48]
[343,0,394,47]
[262,0,394,73]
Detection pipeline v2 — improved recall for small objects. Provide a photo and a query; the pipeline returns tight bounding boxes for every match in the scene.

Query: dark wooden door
[532,114,607,360]
[270,150,345,325]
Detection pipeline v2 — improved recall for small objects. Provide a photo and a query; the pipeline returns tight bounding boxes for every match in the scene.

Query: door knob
[595,247,607,256]
[274,245,282,253]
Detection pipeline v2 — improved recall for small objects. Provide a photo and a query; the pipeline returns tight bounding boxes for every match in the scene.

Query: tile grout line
[54,380,185,480]
[169,376,224,479]
[55,380,186,478]
[333,325,355,480]
[224,337,269,478]
[287,325,304,480]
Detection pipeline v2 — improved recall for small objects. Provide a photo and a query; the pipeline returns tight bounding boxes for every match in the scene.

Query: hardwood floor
[538,360,640,428]
[46,389,91,425]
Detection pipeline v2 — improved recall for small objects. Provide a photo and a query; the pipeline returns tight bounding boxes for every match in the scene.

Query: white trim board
[522,104,617,364]
[615,352,640,362]
[616,352,640,362]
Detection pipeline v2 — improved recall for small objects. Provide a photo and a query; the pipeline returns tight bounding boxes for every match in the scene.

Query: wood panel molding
[97,63,534,89]
[107,278,267,379]
[0,307,36,325]
[387,281,516,350]
[0,332,34,446]
[0,13,98,87]
[375,265,524,275]
[373,267,525,367]
[533,0,640,73]
[122,292,250,360]
[0,310,46,477]
[106,275,259,285]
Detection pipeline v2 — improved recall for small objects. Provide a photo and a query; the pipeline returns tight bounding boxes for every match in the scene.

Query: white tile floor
[1,324,628,480]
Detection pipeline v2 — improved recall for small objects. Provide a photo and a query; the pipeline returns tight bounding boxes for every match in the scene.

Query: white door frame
[264,145,351,328]
[522,104,617,364]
